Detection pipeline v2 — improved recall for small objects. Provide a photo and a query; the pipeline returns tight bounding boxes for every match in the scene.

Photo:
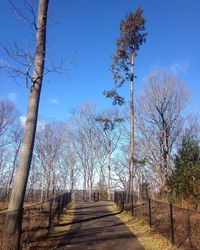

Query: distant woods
[0,66,197,208]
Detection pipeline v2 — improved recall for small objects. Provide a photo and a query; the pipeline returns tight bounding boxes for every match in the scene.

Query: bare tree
[70,103,99,200]
[36,121,63,200]
[59,123,78,192]
[136,70,190,193]
[95,108,123,199]
[0,100,22,200]
[7,122,23,196]
[113,144,129,191]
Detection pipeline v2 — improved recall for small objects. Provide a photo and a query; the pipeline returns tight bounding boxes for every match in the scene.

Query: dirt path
[38,201,144,250]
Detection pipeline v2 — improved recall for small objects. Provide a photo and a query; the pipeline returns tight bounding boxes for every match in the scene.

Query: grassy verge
[36,202,76,249]
[110,205,177,250]
[51,202,76,235]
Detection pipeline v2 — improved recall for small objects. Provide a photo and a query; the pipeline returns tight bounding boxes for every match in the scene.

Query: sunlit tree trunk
[4,1,49,248]
[108,140,111,200]
[128,53,135,202]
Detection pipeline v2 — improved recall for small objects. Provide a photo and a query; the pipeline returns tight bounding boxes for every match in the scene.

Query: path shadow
[72,204,113,210]
[57,210,122,227]
[36,201,144,250]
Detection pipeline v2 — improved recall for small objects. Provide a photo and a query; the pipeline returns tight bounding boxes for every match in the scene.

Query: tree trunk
[108,140,111,200]
[40,164,44,205]
[83,173,87,201]
[7,142,21,197]
[4,1,49,248]
[128,53,135,202]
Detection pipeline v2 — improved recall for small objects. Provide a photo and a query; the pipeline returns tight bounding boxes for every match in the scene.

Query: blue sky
[0,0,200,122]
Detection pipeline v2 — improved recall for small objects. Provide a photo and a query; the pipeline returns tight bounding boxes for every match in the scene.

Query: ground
[37,201,144,250]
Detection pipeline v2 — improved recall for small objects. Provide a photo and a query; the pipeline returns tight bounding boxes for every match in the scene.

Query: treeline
[1,69,199,208]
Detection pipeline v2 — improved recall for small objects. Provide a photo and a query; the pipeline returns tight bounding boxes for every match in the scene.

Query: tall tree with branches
[136,70,190,192]
[95,109,123,200]
[3,1,49,248]
[104,8,147,199]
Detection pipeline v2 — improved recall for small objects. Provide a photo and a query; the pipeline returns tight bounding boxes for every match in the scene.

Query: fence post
[148,198,152,227]
[117,193,119,208]
[66,193,68,204]
[63,194,66,206]
[66,193,68,205]
[121,192,124,212]
[169,203,174,244]
[48,199,53,232]
[127,193,130,204]
[17,207,24,250]
[61,195,64,213]
[131,194,134,216]
[57,196,61,220]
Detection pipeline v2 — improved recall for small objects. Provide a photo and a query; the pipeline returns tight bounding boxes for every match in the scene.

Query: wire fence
[114,191,200,249]
[0,188,68,204]
[0,192,71,249]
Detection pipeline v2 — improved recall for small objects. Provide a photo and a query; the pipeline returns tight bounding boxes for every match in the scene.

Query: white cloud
[19,115,26,127]
[148,60,189,75]
[49,99,59,104]
[8,92,17,102]
[148,62,161,72]
[170,60,189,74]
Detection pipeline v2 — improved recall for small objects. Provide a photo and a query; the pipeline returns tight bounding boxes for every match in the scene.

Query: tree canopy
[104,8,147,105]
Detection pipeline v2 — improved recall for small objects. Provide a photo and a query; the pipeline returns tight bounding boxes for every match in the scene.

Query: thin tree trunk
[7,142,21,197]
[40,164,44,205]
[4,1,49,248]
[129,53,135,202]
[83,173,87,201]
[108,140,111,200]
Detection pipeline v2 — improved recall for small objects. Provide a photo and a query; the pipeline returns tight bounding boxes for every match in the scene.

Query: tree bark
[108,140,111,200]
[4,1,49,248]
[128,53,135,202]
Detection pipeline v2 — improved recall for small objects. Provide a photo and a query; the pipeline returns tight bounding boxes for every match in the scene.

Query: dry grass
[50,202,76,235]
[110,205,177,250]
[35,202,76,249]
[1,200,60,249]
[0,201,42,212]
[0,202,8,211]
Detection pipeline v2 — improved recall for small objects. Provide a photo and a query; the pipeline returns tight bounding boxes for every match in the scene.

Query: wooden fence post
[131,194,134,216]
[117,193,119,208]
[48,199,53,232]
[169,203,175,244]
[61,195,64,213]
[57,197,61,220]
[148,198,152,227]
[17,207,24,250]
[121,192,124,212]
[66,193,68,204]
